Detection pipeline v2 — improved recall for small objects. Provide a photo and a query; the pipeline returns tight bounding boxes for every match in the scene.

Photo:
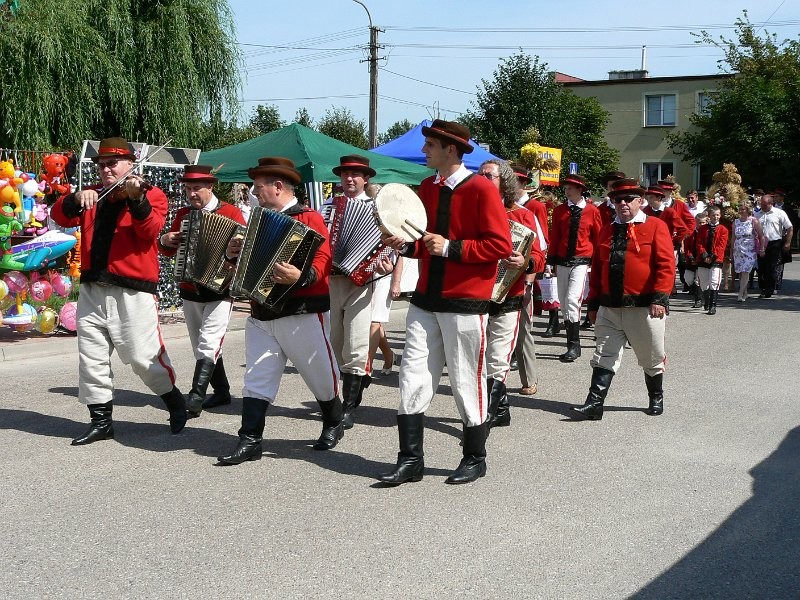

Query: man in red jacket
[572,178,675,420]
[217,157,342,465]
[51,137,188,445]
[547,174,601,362]
[158,165,246,417]
[379,120,512,485]
[694,205,729,315]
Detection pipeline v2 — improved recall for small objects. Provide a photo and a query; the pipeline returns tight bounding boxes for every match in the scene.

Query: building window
[642,162,675,187]
[644,94,676,126]
[697,92,717,116]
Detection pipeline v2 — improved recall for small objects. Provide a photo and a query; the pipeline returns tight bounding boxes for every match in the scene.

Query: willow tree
[0,0,242,150]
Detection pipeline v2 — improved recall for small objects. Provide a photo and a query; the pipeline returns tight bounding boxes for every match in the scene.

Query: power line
[381,68,474,95]
[382,20,800,33]
[239,94,367,103]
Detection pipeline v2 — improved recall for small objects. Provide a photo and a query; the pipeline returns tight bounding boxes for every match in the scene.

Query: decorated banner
[538,146,562,186]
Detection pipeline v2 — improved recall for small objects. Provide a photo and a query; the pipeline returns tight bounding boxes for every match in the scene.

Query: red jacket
[51,185,168,293]
[684,229,700,267]
[408,173,512,314]
[588,215,676,310]
[547,201,602,266]
[694,222,729,267]
[505,205,541,301]
[668,198,696,238]
[523,198,549,246]
[598,201,616,228]
[643,205,690,244]
[159,201,246,302]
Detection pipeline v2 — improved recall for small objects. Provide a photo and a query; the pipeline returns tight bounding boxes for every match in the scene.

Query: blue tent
[371,120,503,171]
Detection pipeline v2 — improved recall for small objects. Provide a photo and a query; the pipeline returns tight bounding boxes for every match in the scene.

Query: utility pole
[353,0,382,148]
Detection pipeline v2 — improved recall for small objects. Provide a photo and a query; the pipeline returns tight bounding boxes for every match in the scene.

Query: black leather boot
[203,356,232,409]
[186,358,216,418]
[486,379,510,429]
[341,373,369,430]
[708,290,717,315]
[378,413,425,485]
[71,402,114,445]
[160,387,188,433]
[645,373,664,416]
[703,289,710,311]
[572,367,614,421]
[542,310,560,338]
[692,283,703,308]
[217,397,269,464]
[485,377,497,425]
[581,314,593,329]
[559,321,581,363]
[314,396,344,450]
[446,423,487,484]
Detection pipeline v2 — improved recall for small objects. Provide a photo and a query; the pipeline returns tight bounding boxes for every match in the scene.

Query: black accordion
[174,210,245,293]
[322,196,392,286]
[230,206,324,311]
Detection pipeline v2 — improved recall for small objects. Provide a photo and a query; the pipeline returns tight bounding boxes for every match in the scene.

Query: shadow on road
[629,426,800,599]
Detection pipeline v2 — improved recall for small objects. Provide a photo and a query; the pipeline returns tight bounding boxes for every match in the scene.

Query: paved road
[1,266,798,599]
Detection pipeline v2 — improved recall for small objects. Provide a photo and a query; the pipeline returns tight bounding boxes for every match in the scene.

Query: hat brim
[610,188,645,198]
[247,165,302,185]
[178,176,218,184]
[561,178,588,190]
[332,164,377,178]
[421,126,474,154]
[91,152,136,163]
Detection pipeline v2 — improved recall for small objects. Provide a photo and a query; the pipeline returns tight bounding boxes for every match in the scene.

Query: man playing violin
[51,136,188,445]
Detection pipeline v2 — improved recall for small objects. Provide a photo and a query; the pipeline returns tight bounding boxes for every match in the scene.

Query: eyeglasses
[479,172,499,180]
[612,196,640,204]
[97,159,121,170]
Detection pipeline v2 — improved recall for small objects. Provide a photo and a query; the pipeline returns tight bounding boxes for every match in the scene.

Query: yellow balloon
[36,307,59,334]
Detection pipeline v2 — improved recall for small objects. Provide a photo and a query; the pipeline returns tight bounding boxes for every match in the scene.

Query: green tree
[377,119,414,146]
[294,107,314,128]
[668,12,800,192]
[461,52,619,190]
[249,104,285,135]
[0,0,242,150]
[317,106,368,149]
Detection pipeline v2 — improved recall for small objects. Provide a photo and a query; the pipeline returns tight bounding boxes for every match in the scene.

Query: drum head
[374,183,427,243]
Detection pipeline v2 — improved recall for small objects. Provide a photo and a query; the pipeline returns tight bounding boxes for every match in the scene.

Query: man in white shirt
[757,194,793,298]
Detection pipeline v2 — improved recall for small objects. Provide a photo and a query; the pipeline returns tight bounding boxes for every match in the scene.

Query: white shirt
[687,201,706,217]
[566,198,587,209]
[759,207,792,241]
[614,210,647,225]
[202,194,220,212]
[433,164,471,190]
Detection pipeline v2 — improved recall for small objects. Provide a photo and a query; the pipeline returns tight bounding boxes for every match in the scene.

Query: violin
[103,176,153,204]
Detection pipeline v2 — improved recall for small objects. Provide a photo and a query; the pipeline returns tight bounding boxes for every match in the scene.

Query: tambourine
[373,183,428,243]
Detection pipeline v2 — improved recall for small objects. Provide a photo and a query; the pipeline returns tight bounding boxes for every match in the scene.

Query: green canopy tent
[201,123,432,185]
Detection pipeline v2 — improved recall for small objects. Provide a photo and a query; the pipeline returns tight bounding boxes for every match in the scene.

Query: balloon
[3,302,37,332]
[3,271,27,294]
[51,273,73,297]
[0,293,13,312]
[0,279,7,301]
[35,307,59,334]
[59,301,78,331]
[21,179,39,197]
[0,185,16,202]
[29,280,53,302]
[20,173,29,182]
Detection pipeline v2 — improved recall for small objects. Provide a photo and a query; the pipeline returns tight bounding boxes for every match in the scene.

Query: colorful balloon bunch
[0,270,75,333]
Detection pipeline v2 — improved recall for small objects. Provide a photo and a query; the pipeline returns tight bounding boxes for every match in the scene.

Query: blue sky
[231,0,800,139]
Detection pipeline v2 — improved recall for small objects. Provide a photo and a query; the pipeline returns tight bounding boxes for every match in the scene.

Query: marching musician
[572,178,675,421]
[694,205,729,315]
[598,171,626,227]
[157,165,246,418]
[643,185,690,247]
[379,120,512,485]
[325,155,391,430]
[547,174,602,363]
[50,136,187,445]
[217,157,343,465]
[477,159,544,428]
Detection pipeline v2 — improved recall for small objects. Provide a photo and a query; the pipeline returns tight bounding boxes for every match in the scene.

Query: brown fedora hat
[601,170,626,186]
[645,185,665,198]
[179,164,218,184]
[609,178,646,198]
[92,136,136,163]
[332,154,376,178]
[561,174,588,190]
[421,119,474,154]
[510,162,532,183]
[247,157,302,185]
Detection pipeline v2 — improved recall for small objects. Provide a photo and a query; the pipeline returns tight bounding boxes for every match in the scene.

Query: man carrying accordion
[158,165,246,418]
[217,157,344,465]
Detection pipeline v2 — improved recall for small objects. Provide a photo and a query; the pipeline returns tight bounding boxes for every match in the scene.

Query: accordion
[230,206,324,311]
[173,210,244,293]
[323,196,392,286]
[491,220,537,303]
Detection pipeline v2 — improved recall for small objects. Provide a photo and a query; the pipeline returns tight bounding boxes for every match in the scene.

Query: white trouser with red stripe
[696,266,722,291]
[329,275,372,376]
[242,312,340,403]
[182,298,233,362]
[556,264,589,323]
[399,304,488,427]
[485,308,522,382]
[590,306,666,377]
[77,282,176,405]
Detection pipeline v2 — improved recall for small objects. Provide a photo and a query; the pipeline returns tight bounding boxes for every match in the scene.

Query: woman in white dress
[731,203,765,302]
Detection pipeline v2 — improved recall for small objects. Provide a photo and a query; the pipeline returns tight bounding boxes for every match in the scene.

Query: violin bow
[96,138,173,202]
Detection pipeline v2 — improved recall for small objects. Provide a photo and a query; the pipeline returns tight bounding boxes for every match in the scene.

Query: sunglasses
[97,159,121,170]
[612,196,640,204]
[479,172,500,180]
